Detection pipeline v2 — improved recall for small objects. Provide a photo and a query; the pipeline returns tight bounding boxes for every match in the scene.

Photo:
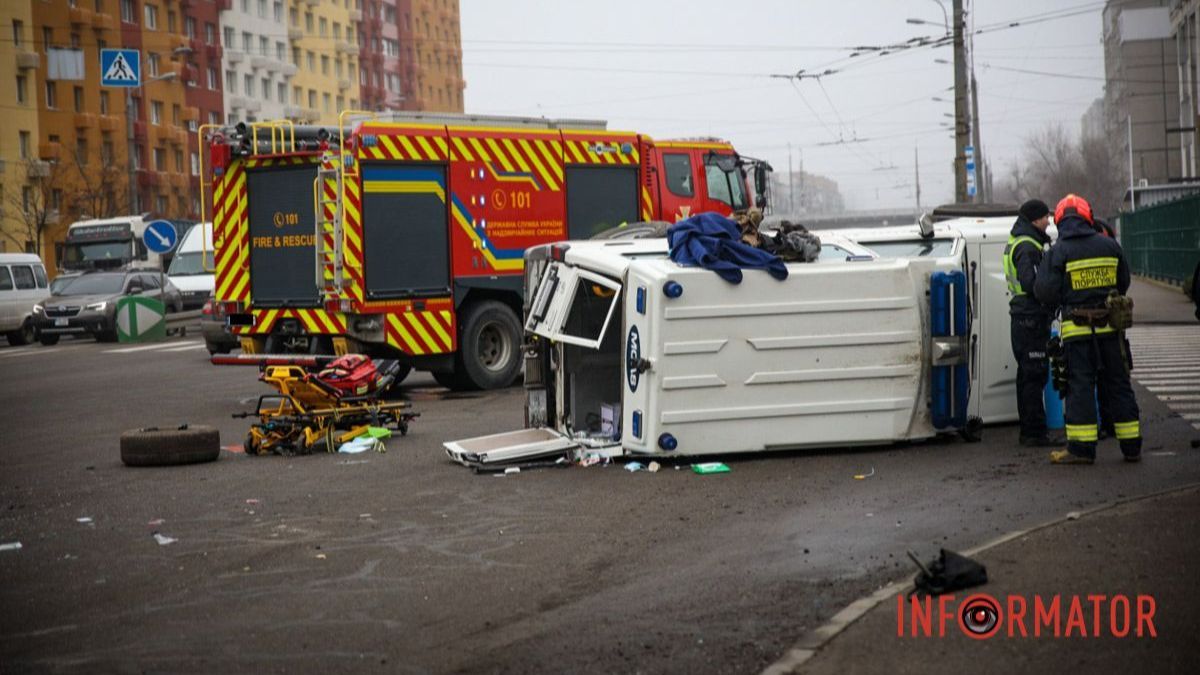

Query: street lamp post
[126,72,177,214]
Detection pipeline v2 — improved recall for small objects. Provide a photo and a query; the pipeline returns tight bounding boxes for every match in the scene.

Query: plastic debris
[245,499,260,505]
[504,467,521,475]
[1066,511,1081,521]
[692,462,730,475]
[338,459,370,465]
[1150,451,1176,457]
[315,553,327,560]
[365,426,392,439]
[338,436,385,454]
[147,518,165,526]
[0,542,22,552]
[625,462,645,472]
[648,461,661,473]
[152,533,177,546]
[76,517,93,524]
[854,467,876,480]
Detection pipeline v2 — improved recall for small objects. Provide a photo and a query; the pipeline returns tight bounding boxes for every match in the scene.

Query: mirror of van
[127,280,144,294]
[918,212,935,239]
[754,165,769,210]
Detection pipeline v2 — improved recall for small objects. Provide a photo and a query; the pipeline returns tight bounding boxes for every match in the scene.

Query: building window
[174,148,183,172]
[76,138,89,165]
[292,47,300,65]
[242,32,251,53]
[261,78,270,100]
[148,52,160,77]
[243,74,253,96]
[333,22,341,40]
[320,55,329,75]
[154,146,166,171]
[151,100,163,124]
[259,36,268,56]
[132,144,142,169]
[144,4,158,30]
[225,70,235,94]
[208,67,217,89]
[167,9,176,32]
[100,90,109,114]
[257,0,266,18]
[73,86,84,112]
[185,16,195,38]
[155,194,167,214]
[319,17,327,37]
[19,131,30,159]
[308,89,316,108]
[305,12,313,33]
[190,152,199,175]
[273,1,283,22]
[277,82,287,103]
[172,103,180,125]
[323,92,330,112]
[289,7,298,26]
[293,86,301,103]
[206,22,216,44]
[42,26,52,48]
[102,135,114,164]
[12,19,23,47]
[16,75,28,105]
[209,111,221,125]
[120,0,135,24]
[276,41,286,61]
[306,51,314,71]
[45,81,57,109]
[224,27,234,49]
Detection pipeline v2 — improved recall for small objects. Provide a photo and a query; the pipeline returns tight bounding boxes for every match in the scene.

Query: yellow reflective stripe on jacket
[1113,420,1141,440]
[1065,423,1099,442]
[1066,256,1118,290]
[1060,320,1116,341]
[1002,235,1042,296]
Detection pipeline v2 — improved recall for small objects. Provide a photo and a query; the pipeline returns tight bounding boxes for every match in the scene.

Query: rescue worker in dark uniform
[1034,194,1142,464]
[1003,199,1057,446]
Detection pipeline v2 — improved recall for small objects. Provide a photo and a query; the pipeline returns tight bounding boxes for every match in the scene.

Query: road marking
[160,343,206,352]
[1128,325,1200,426]
[0,346,75,359]
[103,341,203,354]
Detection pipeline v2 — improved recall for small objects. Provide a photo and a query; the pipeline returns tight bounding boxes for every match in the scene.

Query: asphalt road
[1,331,1198,674]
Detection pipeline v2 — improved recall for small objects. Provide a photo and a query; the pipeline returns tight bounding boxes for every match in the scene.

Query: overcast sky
[460,0,1106,211]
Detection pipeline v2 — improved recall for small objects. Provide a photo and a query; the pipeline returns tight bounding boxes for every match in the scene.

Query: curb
[760,481,1200,675]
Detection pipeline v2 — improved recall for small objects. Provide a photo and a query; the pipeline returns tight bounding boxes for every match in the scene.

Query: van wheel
[38,333,60,346]
[6,320,35,346]
[455,300,522,390]
[120,424,221,467]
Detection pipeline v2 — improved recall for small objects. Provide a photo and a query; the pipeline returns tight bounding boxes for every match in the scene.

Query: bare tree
[997,122,1125,219]
[67,148,127,220]
[1,159,69,255]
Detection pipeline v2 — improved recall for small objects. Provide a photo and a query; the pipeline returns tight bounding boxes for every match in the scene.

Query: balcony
[136,170,161,188]
[250,55,272,71]
[303,0,318,6]
[92,13,115,31]
[182,106,200,122]
[169,34,189,51]
[38,142,63,161]
[16,50,38,70]
[227,50,244,64]
[166,127,187,145]
[73,113,98,129]
[206,44,223,61]
[337,41,357,54]
[99,115,122,131]
[27,160,52,178]
[288,26,304,40]
[282,105,305,119]
[301,107,320,122]
[69,7,94,25]
[169,173,187,189]
[349,9,362,22]
[278,62,298,77]
[338,78,352,90]
[133,120,148,140]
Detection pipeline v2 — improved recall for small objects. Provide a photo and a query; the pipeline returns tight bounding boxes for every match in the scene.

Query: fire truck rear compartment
[361,164,452,299]
[564,166,640,241]
[247,165,322,308]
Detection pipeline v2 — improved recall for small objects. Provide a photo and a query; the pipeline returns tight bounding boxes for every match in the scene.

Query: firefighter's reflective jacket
[1002,216,1052,316]
[1034,215,1131,341]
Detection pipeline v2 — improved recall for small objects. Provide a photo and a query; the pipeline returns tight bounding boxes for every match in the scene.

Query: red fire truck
[204,113,770,389]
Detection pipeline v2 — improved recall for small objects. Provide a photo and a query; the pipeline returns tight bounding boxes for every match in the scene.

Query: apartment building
[0,1,43,254]
[1171,0,1199,178]
[183,0,224,217]
[396,0,462,112]
[358,0,402,111]
[219,0,296,124]
[288,0,358,124]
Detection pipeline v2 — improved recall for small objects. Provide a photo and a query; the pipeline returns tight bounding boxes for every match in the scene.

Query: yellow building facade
[288,0,359,125]
[0,1,45,255]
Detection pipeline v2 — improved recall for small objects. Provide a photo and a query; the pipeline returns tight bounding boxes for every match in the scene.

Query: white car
[167,222,214,310]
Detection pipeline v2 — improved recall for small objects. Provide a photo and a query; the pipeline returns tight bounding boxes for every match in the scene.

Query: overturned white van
[445,218,1024,466]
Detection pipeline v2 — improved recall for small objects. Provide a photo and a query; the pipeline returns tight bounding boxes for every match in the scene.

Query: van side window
[11,265,35,290]
[663,153,694,198]
[141,274,161,289]
[0,267,13,291]
[33,265,48,288]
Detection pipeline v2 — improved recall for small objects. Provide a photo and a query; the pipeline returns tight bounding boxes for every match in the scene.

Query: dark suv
[34,270,183,344]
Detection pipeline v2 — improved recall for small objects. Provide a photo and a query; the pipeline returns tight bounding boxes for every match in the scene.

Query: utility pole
[970,72,983,202]
[126,89,138,214]
[788,142,795,214]
[953,0,968,203]
[1128,114,1136,212]
[914,145,922,213]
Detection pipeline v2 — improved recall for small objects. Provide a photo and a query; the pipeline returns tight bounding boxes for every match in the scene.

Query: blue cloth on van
[666,212,788,284]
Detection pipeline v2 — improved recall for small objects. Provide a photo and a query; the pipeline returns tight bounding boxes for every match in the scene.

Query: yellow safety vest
[1002,235,1042,296]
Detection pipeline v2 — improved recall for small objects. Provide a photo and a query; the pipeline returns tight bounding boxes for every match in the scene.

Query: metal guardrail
[165,310,202,335]
[1120,194,1200,287]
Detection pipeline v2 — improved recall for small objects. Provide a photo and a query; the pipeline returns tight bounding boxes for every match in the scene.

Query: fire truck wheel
[457,300,522,390]
[120,425,221,467]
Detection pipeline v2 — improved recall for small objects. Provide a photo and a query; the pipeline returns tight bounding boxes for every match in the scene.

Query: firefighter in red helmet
[1034,194,1142,464]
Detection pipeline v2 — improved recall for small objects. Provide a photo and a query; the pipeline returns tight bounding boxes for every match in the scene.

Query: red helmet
[1055,194,1094,224]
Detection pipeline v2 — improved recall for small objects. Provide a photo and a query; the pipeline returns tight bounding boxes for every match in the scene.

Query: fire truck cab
[205,113,769,389]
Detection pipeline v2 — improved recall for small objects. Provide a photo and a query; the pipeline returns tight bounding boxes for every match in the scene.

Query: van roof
[69,216,144,227]
[0,253,46,265]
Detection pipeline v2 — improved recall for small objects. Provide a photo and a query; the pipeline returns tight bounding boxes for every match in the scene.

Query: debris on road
[0,542,22,552]
[648,461,661,473]
[76,517,93,524]
[854,467,876,480]
[152,533,178,546]
[338,436,385,454]
[147,518,165,526]
[625,462,645,472]
[692,462,731,475]
[909,548,988,596]
[245,498,260,505]
[121,424,221,467]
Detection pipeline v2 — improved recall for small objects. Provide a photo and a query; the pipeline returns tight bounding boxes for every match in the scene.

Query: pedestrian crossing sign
[100,48,140,87]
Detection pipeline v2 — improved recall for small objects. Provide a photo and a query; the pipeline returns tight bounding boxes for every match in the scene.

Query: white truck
[446,215,1024,466]
[61,216,188,273]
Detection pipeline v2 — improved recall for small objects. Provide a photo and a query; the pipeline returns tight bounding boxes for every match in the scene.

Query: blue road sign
[143,220,178,254]
[101,48,140,87]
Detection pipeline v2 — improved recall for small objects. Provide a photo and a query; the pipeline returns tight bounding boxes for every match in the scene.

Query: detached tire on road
[455,300,522,390]
[120,425,220,467]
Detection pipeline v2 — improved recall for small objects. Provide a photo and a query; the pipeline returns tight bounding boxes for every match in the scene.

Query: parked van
[167,222,214,310]
[0,253,51,346]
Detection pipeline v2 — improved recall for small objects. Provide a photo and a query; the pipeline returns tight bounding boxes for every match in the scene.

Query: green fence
[1119,194,1200,286]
